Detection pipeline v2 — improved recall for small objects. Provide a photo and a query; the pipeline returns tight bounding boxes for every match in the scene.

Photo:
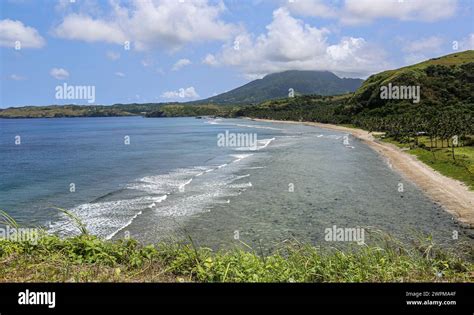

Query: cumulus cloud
[285,0,458,25]
[53,0,238,51]
[205,8,389,78]
[50,68,69,80]
[0,19,45,48]
[172,58,192,71]
[54,14,127,44]
[161,87,199,100]
[114,72,125,77]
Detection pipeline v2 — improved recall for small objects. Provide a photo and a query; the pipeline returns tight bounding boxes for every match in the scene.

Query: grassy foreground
[0,232,473,283]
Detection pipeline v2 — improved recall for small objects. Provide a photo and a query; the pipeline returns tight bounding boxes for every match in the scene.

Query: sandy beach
[251,118,474,228]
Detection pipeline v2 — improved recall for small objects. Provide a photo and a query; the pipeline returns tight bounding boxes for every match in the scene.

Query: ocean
[0,117,470,250]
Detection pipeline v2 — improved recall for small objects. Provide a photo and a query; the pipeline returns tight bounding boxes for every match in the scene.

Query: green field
[378,135,474,190]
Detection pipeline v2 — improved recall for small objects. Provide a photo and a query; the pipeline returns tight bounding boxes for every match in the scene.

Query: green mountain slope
[347,50,474,115]
[193,70,363,105]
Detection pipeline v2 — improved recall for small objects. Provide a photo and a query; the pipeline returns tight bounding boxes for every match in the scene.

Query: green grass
[378,135,474,190]
[1,203,473,283]
[0,232,472,283]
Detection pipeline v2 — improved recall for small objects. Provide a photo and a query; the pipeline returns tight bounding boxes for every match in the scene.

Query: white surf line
[258,137,275,150]
[231,153,254,163]
[246,166,266,170]
[105,195,169,240]
[232,174,251,181]
[233,123,284,131]
[234,138,275,151]
[152,195,168,204]
[207,119,284,131]
[177,165,218,189]
[178,178,193,191]
[105,210,142,240]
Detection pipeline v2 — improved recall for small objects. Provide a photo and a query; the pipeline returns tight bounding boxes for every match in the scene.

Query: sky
[0,0,473,107]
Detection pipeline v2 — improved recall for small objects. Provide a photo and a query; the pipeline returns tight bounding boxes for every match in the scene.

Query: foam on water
[231,154,254,162]
[232,123,284,131]
[47,127,278,240]
[204,119,284,131]
[234,138,275,151]
[127,167,205,194]
[48,195,168,238]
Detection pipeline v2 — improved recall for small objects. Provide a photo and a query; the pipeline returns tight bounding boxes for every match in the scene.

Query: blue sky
[1,0,473,107]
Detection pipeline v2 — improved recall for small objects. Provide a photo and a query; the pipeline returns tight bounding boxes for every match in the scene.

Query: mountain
[238,50,474,124]
[193,70,363,105]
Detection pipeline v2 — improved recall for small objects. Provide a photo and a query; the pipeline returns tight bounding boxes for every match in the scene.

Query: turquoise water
[0,117,470,249]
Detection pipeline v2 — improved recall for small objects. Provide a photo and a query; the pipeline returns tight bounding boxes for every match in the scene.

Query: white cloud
[50,68,69,80]
[285,0,458,25]
[106,51,121,61]
[53,0,238,51]
[206,8,389,78]
[114,72,125,77]
[161,87,199,100]
[172,58,192,71]
[54,14,127,44]
[0,19,45,48]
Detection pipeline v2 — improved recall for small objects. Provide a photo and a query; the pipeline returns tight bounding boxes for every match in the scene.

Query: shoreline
[249,118,474,228]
